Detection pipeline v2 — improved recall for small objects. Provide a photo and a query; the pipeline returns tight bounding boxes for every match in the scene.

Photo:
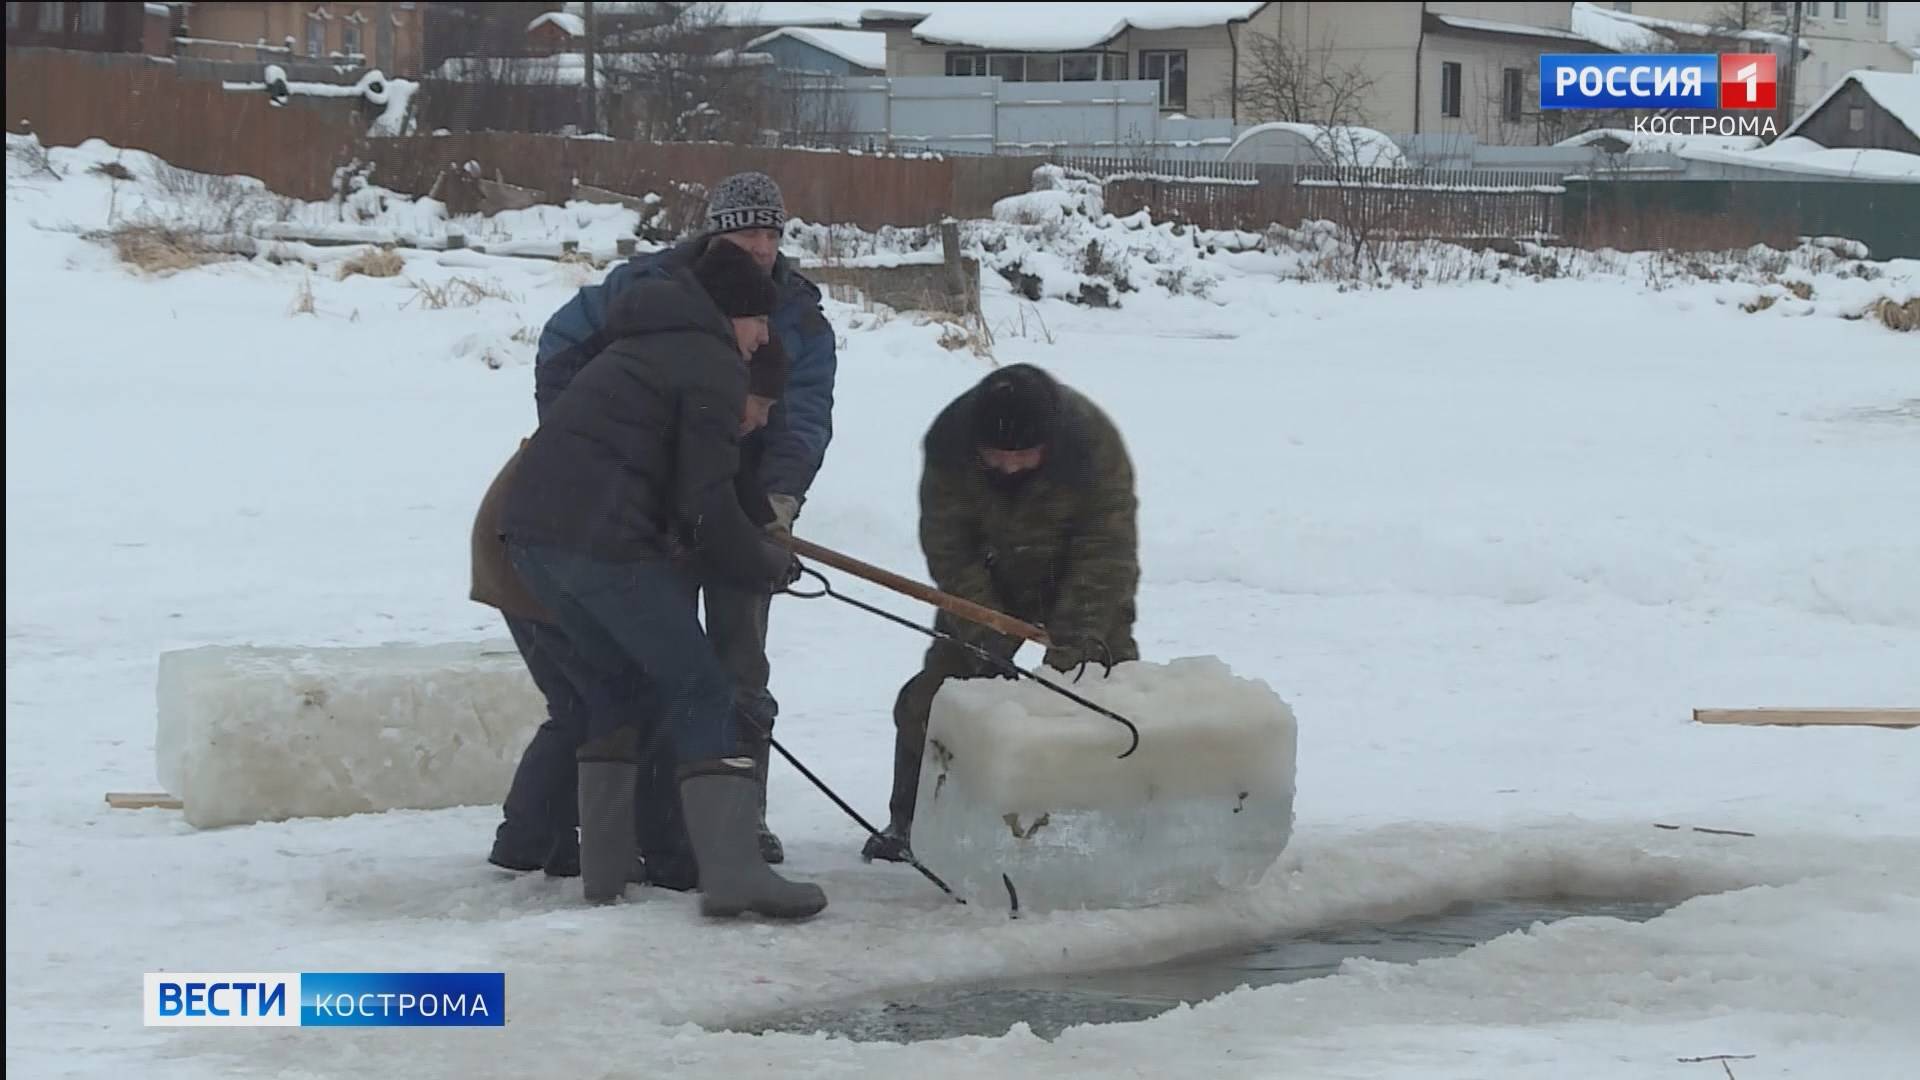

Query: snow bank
[976,165,1225,307]
[156,642,542,829]
[912,657,1297,912]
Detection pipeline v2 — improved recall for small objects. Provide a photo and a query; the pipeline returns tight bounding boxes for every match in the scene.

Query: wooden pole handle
[781,535,1052,646]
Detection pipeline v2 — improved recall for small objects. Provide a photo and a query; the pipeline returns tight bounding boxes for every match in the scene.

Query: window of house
[39,2,64,31]
[1061,52,1100,80]
[1867,2,1882,20]
[1026,53,1061,81]
[78,1,103,33]
[1140,49,1187,110]
[945,51,986,76]
[1502,67,1524,122]
[1806,2,1821,16]
[1441,60,1463,118]
[6,4,18,31]
[1848,105,1866,131]
[342,21,360,57]
[988,53,1025,81]
[1067,52,1126,80]
[306,14,325,57]
[1832,1,1846,17]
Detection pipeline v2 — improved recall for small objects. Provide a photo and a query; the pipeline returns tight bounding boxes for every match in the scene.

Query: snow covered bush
[970,165,1224,309]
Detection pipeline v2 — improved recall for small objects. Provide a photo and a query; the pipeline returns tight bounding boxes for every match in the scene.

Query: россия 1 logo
[144,972,506,1028]
[1538,53,1777,110]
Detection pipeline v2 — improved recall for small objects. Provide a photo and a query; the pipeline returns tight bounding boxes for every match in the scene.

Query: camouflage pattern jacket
[917,378,1140,653]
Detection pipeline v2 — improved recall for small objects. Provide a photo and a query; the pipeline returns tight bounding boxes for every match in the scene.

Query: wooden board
[1694,708,1919,729]
[105,792,184,810]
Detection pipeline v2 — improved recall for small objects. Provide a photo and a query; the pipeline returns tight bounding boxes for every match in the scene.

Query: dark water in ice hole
[729,898,1673,1044]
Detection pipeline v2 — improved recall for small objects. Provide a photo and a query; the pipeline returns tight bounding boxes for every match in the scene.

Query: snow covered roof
[1570,2,1805,52]
[1555,128,1765,154]
[1676,140,1920,180]
[1783,70,1920,146]
[563,2,869,27]
[144,2,171,16]
[1428,13,1593,45]
[528,11,586,37]
[889,3,1267,52]
[745,26,886,71]
[1226,122,1408,168]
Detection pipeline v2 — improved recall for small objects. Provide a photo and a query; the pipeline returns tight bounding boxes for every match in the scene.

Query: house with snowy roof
[1779,68,1920,154]
[1576,3,1914,116]
[744,27,886,75]
[856,3,1616,146]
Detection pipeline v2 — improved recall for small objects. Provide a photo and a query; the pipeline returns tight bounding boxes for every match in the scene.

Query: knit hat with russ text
[705,171,788,235]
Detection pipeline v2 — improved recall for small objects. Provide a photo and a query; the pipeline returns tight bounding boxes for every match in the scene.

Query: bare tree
[1237,31,1378,146]
[591,2,777,143]
[776,71,863,149]
[1238,31,1401,277]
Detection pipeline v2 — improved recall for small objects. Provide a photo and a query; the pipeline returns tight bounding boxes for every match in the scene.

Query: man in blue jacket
[532,172,837,864]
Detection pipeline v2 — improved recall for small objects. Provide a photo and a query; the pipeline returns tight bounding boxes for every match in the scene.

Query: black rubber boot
[679,757,826,920]
[860,819,914,864]
[542,829,581,878]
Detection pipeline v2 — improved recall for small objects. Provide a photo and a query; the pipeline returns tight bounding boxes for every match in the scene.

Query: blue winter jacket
[533,238,838,501]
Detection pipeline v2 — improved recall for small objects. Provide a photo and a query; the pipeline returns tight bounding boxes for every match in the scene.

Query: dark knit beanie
[706,171,787,235]
[972,364,1060,451]
[748,337,789,398]
[692,239,777,318]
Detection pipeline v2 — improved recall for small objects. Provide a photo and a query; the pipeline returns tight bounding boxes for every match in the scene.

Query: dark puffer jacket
[534,237,837,503]
[499,268,780,590]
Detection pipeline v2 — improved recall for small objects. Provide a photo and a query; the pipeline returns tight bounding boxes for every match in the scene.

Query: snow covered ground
[7,140,1920,1078]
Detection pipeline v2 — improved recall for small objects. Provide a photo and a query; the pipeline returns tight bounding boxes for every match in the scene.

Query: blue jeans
[507,542,737,765]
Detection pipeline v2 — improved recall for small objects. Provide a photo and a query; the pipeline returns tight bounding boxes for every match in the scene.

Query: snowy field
[7,140,1920,1078]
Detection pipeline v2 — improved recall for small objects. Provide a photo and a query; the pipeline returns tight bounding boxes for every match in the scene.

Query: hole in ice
[726,896,1673,1045]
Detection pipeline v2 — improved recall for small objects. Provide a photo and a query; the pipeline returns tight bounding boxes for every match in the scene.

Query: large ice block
[910,656,1298,913]
[156,640,544,828]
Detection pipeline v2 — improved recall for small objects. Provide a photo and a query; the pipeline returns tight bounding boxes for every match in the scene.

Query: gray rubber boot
[577,727,642,905]
[746,737,785,865]
[679,758,826,920]
[578,762,639,904]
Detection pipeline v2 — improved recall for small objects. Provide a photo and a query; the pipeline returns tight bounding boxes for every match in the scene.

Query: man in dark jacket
[864,364,1142,863]
[475,342,790,890]
[535,171,833,864]
[501,239,825,919]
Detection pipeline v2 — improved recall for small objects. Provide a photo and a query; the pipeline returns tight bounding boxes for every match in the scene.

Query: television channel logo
[1538,53,1778,110]
[144,972,506,1028]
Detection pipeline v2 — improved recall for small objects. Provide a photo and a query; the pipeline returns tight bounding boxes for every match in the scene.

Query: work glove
[760,538,803,592]
[765,493,800,535]
[1042,635,1114,680]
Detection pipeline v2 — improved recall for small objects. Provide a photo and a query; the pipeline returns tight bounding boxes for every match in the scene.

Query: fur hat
[706,171,787,235]
[692,239,777,318]
[972,364,1060,451]
[748,337,789,399]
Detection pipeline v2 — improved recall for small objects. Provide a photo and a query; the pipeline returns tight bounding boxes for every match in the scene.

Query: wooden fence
[5,47,362,201]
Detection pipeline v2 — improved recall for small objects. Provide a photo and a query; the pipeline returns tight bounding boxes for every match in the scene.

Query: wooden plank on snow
[105,792,184,810]
[1693,708,1920,728]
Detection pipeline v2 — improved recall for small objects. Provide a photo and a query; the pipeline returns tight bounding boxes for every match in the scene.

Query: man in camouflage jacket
[865,364,1141,862]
